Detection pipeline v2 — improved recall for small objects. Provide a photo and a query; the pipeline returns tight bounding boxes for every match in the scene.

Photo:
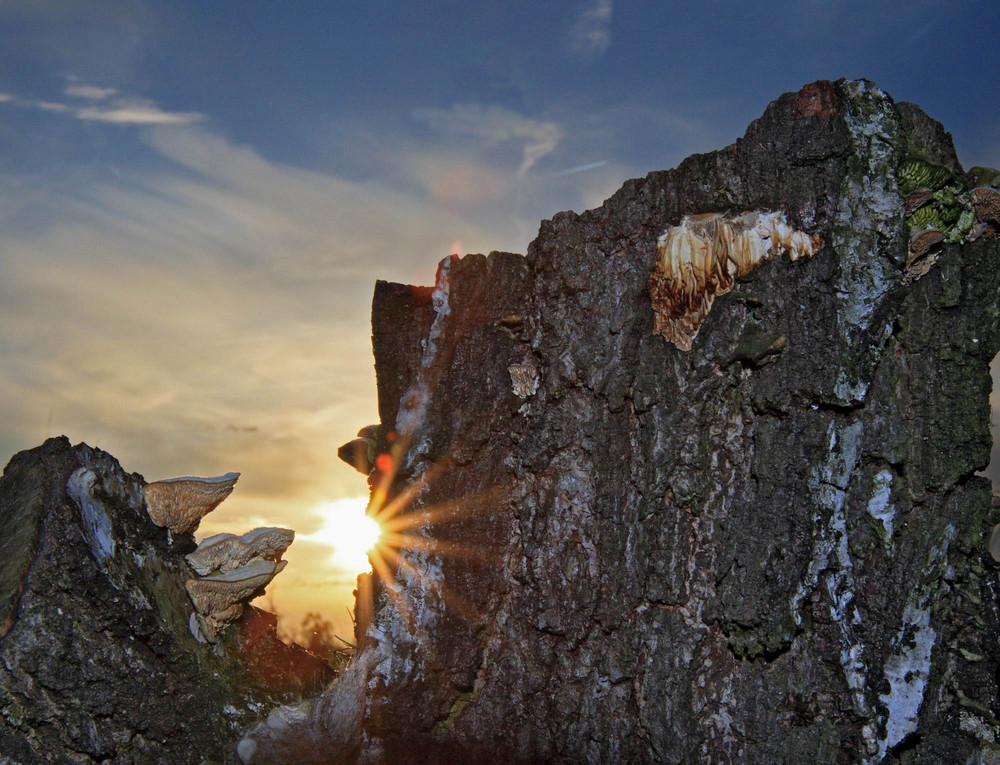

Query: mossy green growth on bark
[435,690,476,735]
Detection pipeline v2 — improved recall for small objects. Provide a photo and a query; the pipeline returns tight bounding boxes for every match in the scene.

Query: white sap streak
[394,255,454,450]
[793,419,870,714]
[878,603,936,754]
[371,256,457,687]
[831,80,903,350]
[791,420,862,625]
[873,524,955,762]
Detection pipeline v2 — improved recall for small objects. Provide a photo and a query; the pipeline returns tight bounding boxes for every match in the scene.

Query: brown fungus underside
[649,211,823,350]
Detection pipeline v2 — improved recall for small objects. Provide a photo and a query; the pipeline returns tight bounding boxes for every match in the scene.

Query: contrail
[549,160,607,178]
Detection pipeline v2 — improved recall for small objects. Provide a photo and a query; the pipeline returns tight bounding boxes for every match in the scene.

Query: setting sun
[305,496,383,574]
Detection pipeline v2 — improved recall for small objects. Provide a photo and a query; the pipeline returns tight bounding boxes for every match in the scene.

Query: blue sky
[2,0,998,636]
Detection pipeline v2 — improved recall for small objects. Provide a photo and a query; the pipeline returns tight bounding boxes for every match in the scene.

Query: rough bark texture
[238,78,1000,765]
[28,79,1000,764]
[0,437,330,764]
[239,78,1000,765]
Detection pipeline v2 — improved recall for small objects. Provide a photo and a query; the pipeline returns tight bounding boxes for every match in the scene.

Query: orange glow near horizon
[286,430,503,645]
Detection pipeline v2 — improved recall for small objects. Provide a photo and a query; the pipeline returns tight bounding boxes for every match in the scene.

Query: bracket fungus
[143,472,240,534]
[903,227,947,285]
[339,438,376,475]
[186,526,294,577]
[187,558,288,641]
[338,424,391,475]
[153,477,298,642]
[969,187,1000,232]
[649,211,822,350]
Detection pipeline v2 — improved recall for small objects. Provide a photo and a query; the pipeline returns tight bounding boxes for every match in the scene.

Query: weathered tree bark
[0,437,330,764]
[196,79,1000,763]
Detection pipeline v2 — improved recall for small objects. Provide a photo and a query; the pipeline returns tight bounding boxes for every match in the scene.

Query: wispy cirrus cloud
[413,103,564,177]
[76,98,204,125]
[548,160,607,178]
[0,120,522,638]
[1,85,205,125]
[0,121,506,490]
[28,99,71,112]
[65,83,118,100]
[569,0,613,60]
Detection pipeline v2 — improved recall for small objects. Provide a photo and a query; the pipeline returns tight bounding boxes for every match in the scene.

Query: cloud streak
[77,98,204,125]
[548,160,608,177]
[569,0,613,60]
[65,84,117,100]
[28,99,71,112]
[1,89,205,125]
[0,121,507,489]
[413,103,564,177]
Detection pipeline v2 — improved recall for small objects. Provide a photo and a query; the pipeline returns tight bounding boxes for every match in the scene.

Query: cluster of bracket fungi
[902,160,1000,284]
[143,473,294,643]
[649,210,823,350]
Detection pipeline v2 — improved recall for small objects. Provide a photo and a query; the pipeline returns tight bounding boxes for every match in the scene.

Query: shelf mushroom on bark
[141,472,295,643]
